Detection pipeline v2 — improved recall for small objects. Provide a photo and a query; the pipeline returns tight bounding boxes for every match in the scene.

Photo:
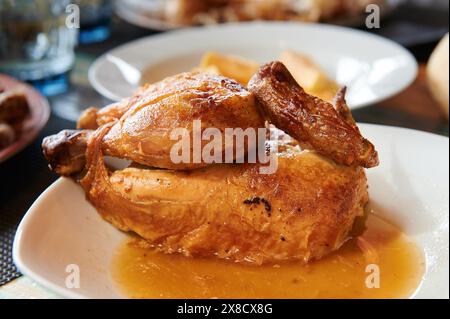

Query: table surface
[0,12,448,298]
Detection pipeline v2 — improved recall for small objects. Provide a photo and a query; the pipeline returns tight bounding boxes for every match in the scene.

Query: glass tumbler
[0,0,78,95]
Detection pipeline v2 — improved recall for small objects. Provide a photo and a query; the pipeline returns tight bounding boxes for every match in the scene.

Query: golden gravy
[112,211,424,299]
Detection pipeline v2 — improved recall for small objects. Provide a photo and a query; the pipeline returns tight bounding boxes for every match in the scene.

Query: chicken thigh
[77,72,264,170]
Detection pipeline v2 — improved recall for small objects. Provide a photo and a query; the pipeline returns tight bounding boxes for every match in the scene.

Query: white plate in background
[114,0,403,30]
[13,124,449,299]
[89,22,418,108]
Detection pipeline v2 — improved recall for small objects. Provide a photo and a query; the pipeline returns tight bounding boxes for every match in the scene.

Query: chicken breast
[79,126,368,265]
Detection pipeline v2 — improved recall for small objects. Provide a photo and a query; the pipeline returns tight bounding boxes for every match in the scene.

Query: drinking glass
[75,0,112,44]
[0,0,78,95]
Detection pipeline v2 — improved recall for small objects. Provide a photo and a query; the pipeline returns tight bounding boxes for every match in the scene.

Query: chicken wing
[248,61,379,168]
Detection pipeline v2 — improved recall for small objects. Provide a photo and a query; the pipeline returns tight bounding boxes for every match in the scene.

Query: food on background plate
[164,0,386,26]
[0,123,16,149]
[279,50,340,102]
[197,51,260,85]
[43,61,378,265]
[196,50,340,102]
[0,88,30,149]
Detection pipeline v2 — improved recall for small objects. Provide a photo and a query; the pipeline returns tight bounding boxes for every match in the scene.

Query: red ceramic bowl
[0,74,50,164]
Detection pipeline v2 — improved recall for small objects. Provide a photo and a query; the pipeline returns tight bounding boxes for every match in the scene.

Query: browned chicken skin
[42,62,378,264]
[79,126,368,264]
[78,62,378,170]
[77,72,263,170]
[248,61,379,168]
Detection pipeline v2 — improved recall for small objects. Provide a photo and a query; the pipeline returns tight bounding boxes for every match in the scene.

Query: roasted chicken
[42,61,378,264]
[0,89,30,149]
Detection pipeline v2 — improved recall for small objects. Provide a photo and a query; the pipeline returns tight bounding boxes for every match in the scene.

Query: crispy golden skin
[42,130,90,177]
[248,61,379,168]
[80,126,368,265]
[78,74,225,129]
[76,65,378,170]
[78,72,263,170]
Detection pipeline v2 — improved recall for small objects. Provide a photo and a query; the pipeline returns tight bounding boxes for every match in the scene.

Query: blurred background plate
[0,75,50,164]
[114,0,403,30]
[114,0,449,48]
[89,22,418,109]
[115,0,173,30]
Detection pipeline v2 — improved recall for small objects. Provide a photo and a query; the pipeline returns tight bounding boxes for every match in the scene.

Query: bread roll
[427,34,449,118]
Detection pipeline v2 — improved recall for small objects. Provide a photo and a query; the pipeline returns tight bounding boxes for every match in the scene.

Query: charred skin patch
[243,197,272,216]
[244,197,261,205]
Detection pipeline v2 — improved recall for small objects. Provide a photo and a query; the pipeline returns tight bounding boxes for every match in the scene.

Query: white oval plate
[89,22,418,109]
[13,124,449,299]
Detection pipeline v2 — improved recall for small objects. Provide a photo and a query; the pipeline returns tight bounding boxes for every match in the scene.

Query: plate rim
[88,21,418,106]
[12,178,87,299]
[13,123,448,299]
